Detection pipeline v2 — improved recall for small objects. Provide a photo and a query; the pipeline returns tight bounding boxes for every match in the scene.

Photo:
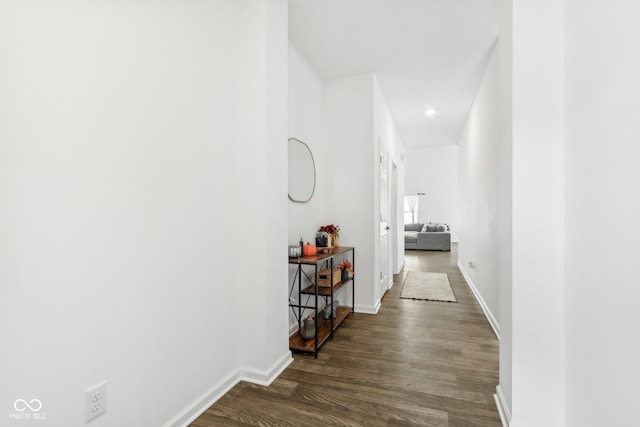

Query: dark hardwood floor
[191,244,500,426]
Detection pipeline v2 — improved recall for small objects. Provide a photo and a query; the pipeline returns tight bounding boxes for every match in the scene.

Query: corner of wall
[162,352,293,427]
[162,370,242,427]
[355,300,381,315]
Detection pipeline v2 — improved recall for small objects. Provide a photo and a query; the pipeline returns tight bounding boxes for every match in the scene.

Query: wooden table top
[288,246,354,265]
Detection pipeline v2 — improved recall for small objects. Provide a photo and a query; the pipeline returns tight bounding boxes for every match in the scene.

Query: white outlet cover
[85,381,107,423]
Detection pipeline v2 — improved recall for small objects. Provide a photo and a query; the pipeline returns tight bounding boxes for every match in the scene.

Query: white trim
[396,260,405,274]
[355,300,380,314]
[163,351,293,427]
[387,278,394,290]
[494,385,512,427]
[457,261,500,339]
[238,351,293,386]
[162,369,240,427]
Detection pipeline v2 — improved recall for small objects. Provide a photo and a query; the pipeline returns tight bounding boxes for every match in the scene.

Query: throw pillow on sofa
[405,223,423,232]
[422,222,450,232]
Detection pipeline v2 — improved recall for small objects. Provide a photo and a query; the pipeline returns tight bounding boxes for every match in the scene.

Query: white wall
[490,2,640,426]
[510,2,566,426]
[322,74,406,313]
[455,20,518,424]
[373,77,405,291]
[239,0,291,379]
[288,61,405,319]
[564,1,640,426]
[458,44,501,336]
[496,0,513,419]
[287,42,331,245]
[405,146,459,242]
[324,74,378,313]
[287,42,347,326]
[0,2,290,426]
[393,128,406,274]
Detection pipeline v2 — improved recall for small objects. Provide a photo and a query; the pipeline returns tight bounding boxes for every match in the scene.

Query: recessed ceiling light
[425,109,436,116]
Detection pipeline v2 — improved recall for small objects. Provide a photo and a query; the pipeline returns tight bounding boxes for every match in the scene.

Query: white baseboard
[164,351,293,427]
[239,351,293,387]
[494,385,511,427]
[457,261,500,339]
[355,300,380,314]
[162,369,240,427]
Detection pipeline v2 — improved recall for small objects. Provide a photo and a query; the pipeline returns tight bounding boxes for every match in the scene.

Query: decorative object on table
[323,300,340,320]
[318,224,340,247]
[315,232,329,248]
[300,315,316,340]
[318,268,341,287]
[299,237,304,257]
[303,242,317,257]
[337,259,355,282]
[288,245,301,258]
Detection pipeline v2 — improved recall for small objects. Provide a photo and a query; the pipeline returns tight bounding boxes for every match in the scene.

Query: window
[404,195,419,224]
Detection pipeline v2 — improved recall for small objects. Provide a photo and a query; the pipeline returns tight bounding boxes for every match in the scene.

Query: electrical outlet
[85,381,106,423]
[469,261,476,268]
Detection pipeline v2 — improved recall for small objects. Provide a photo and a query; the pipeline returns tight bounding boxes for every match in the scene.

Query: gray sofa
[404,222,451,251]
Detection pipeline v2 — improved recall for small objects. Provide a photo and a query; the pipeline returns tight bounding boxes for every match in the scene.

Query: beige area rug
[400,272,458,303]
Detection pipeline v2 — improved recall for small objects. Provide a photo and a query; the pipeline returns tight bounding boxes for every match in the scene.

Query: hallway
[192,244,500,426]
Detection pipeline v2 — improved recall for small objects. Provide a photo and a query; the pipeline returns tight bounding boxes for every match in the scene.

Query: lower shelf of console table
[289,306,351,354]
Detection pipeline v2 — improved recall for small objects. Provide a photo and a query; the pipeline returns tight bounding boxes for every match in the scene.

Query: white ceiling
[288,0,498,149]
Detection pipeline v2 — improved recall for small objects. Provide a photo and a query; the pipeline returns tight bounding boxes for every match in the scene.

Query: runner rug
[400,271,457,303]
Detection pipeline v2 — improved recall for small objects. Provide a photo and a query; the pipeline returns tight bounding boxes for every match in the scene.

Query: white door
[379,144,391,298]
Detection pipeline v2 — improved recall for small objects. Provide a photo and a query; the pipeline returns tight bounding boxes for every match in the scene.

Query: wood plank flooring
[191,244,500,426]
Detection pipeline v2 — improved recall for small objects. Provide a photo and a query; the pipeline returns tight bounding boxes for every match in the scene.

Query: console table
[288,246,355,358]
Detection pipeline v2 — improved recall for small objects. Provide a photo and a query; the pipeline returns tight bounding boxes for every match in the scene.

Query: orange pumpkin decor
[303,242,317,256]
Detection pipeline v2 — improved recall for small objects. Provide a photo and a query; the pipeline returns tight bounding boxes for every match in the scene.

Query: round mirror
[288,137,316,203]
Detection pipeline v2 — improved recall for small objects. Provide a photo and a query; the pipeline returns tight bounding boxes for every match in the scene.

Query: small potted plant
[319,224,340,247]
[337,259,354,282]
